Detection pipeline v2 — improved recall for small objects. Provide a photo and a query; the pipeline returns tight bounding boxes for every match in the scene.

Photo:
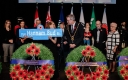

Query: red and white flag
[45,6,51,27]
[102,8,108,34]
[34,6,39,27]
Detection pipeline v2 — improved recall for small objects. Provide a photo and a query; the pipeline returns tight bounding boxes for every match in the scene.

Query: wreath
[65,45,109,80]
[10,43,54,80]
[117,47,128,80]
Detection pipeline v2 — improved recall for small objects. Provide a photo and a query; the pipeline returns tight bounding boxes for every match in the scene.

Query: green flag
[90,6,96,30]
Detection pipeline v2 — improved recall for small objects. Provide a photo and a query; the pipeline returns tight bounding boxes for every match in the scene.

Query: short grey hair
[66,14,75,21]
[110,22,117,28]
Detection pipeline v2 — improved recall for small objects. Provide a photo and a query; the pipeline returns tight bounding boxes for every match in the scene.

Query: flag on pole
[90,6,96,30]
[58,6,64,28]
[70,6,73,14]
[45,6,51,27]
[102,8,108,34]
[79,6,85,24]
[34,5,39,27]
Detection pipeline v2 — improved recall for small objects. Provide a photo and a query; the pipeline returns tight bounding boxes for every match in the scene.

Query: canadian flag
[45,6,51,27]
[102,8,108,34]
[34,6,39,27]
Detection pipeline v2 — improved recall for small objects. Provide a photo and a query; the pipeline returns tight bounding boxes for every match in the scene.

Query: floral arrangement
[119,64,128,80]
[10,43,54,80]
[65,45,109,80]
[81,46,96,58]
[26,43,40,56]
[65,65,109,80]
[117,47,128,80]
[10,64,54,80]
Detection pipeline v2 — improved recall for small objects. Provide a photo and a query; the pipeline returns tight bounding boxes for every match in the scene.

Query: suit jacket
[57,29,69,51]
[65,22,84,47]
[92,27,107,45]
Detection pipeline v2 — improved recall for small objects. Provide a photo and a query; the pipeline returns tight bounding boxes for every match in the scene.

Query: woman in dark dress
[44,21,58,79]
[1,20,14,62]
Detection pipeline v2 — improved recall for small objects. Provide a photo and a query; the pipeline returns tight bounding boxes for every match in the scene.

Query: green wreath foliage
[12,43,54,60]
[117,47,128,57]
[10,43,54,80]
[66,45,106,62]
[117,47,128,80]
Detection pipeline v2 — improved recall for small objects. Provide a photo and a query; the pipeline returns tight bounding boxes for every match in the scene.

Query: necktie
[71,25,73,33]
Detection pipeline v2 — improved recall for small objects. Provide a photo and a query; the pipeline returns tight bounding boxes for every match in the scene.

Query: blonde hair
[4,20,11,30]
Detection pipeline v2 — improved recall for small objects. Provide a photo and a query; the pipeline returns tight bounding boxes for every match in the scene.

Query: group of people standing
[0,14,128,79]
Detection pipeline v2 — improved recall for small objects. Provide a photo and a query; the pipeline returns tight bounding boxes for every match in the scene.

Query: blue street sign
[19,29,62,40]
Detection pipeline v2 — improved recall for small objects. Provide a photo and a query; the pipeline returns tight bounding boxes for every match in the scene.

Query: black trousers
[94,42,106,55]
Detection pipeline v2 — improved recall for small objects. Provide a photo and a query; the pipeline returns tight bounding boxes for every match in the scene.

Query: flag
[90,6,96,30]
[58,6,64,28]
[102,8,108,34]
[70,6,73,14]
[45,6,51,27]
[79,6,85,24]
[34,5,39,27]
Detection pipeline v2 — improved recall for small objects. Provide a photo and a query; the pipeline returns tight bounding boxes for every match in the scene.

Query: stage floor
[0,63,121,80]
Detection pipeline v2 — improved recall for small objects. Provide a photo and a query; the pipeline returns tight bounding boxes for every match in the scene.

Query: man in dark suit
[57,22,69,69]
[92,20,107,55]
[65,14,84,51]
[32,19,44,44]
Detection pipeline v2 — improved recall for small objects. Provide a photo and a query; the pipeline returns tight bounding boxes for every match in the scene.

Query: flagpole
[81,2,82,6]
[72,2,73,6]
[36,2,38,8]
[61,1,63,8]
[49,1,50,6]
[92,2,94,7]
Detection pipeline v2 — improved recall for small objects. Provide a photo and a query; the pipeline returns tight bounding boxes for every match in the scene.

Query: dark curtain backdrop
[0,0,128,30]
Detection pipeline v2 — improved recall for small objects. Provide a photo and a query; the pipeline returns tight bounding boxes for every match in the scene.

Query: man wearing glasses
[92,20,107,55]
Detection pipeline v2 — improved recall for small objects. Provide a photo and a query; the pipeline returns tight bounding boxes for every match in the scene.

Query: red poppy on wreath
[14,64,21,71]
[45,75,50,80]
[82,50,88,56]
[10,71,16,78]
[40,70,45,76]
[30,43,36,49]
[125,65,128,71]
[69,76,74,80]
[26,47,32,55]
[13,76,19,80]
[29,71,34,76]
[85,46,92,51]
[34,48,40,56]
[71,65,78,72]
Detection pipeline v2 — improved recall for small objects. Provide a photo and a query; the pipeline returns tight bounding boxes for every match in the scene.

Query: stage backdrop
[0,0,128,31]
